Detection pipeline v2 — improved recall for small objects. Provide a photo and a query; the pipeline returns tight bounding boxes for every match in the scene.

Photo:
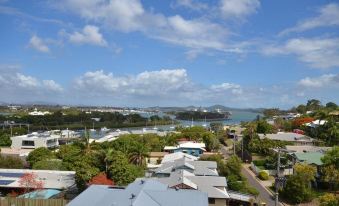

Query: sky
[0,0,338,108]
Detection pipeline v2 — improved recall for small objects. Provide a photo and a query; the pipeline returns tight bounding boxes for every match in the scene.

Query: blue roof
[0,172,24,178]
[0,180,15,185]
[19,189,61,199]
[68,179,208,206]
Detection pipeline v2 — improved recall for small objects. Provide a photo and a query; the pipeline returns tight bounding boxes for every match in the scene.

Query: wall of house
[174,148,203,157]
[208,198,227,206]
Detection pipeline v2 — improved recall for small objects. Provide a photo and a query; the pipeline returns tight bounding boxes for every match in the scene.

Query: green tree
[109,151,143,186]
[319,193,339,206]
[33,159,65,170]
[325,102,338,110]
[282,163,316,204]
[27,147,54,167]
[256,120,275,134]
[306,99,322,111]
[74,160,100,191]
[282,174,314,204]
[0,155,24,169]
[322,146,339,169]
[202,133,220,152]
[128,142,149,166]
[263,108,280,117]
[321,147,339,190]
[296,104,307,114]
[0,133,11,146]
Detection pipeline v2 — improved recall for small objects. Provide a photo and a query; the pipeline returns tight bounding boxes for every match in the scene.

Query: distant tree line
[0,111,173,131]
[175,111,230,121]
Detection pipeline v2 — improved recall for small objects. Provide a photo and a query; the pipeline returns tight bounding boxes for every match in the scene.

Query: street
[241,165,281,206]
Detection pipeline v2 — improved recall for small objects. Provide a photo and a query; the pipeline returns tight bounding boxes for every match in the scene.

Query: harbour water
[87,110,261,138]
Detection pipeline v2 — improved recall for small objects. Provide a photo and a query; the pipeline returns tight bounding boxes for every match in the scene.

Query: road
[241,165,281,206]
[220,146,281,205]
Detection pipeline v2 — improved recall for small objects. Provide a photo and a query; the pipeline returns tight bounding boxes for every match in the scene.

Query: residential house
[0,169,75,190]
[164,142,206,156]
[161,152,198,163]
[258,132,315,145]
[68,179,208,206]
[155,170,229,206]
[11,132,59,149]
[153,158,218,177]
[147,152,168,166]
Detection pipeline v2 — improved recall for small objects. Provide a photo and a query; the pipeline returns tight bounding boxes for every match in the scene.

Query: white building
[0,169,75,189]
[28,108,51,116]
[11,132,59,149]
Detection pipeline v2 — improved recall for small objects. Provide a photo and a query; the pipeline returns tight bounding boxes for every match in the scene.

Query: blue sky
[0,0,338,108]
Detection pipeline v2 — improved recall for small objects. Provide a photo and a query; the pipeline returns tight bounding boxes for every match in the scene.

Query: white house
[11,132,59,149]
[28,108,51,116]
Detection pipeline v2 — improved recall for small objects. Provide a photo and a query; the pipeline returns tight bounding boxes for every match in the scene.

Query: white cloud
[16,73,40,88]
[69,25,107,46]
[153,15,228,51]
[75,69,192,97]
[280,3,339,35]
[211,82,243,95]
[55,0,235,55]
[28,35,50,53]
[43,80,64,92]
[0,65,63,94]
[172,0,208,11]
[262,37,339,69]
[220,0,260,20]
[298,74,339,88]
[57,0,145,32]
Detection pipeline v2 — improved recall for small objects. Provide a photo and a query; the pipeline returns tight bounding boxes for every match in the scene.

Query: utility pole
[10,124,13,137]
[275,149,281,206]
[241,138,244,161]
[233,135,236,155]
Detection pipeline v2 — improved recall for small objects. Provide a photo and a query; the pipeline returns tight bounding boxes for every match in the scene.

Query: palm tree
[327,118,338,145]
[129,143,149,166]
[102,148,114,174]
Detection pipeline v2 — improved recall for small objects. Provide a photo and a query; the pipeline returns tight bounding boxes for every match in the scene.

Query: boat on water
[202,116,207,127]
[101,127,110,132]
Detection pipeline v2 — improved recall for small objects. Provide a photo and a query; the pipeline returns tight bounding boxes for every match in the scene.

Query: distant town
[0,99,338,206]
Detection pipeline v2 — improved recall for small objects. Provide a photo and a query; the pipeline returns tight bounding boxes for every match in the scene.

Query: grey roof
[161,152,198,163]
[68,179,208,206]
[258,133,314,142]
[155,170,229,199]
[154,158,218,176]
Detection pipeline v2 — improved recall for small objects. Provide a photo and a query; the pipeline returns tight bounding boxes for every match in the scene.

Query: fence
[0,197,67,206]
[250,163,293,176]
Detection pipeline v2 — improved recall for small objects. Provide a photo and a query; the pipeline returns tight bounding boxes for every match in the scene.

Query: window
[208,198,215,204]
[47,139,57,144]
[22,140,34,146]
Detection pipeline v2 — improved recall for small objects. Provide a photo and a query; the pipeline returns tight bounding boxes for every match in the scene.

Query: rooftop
[161,152,198,163]
[154,158,218,176]
[155,170,229,199]
[258,132,314,142]
[0,169,75,189]
[292,152,325,166]
[286,145,331,153]
[68,179,208,206]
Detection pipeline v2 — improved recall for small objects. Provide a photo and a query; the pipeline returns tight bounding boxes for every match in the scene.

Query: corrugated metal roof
[68,179,208,206]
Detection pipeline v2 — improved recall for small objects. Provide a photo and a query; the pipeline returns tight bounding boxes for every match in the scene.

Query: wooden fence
[0,198,67,206]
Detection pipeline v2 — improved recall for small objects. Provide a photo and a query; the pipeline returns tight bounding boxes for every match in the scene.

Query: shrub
[258,170,269,180]
[253,159,265,167]
[319,193,339,206]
